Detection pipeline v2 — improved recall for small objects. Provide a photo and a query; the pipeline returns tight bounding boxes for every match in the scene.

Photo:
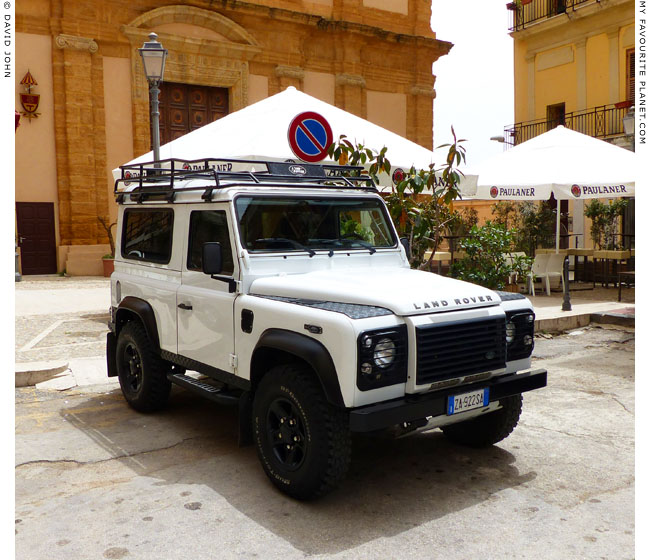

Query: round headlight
[506,322,516,344]
[373,338,396,368]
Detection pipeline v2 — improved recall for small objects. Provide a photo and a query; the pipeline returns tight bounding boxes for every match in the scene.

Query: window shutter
[626,49,635,102]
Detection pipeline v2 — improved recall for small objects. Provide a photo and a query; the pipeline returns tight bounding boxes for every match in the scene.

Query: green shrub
[450,221,532,290]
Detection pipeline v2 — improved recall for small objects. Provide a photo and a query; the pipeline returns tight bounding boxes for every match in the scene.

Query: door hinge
[229,354,238,370]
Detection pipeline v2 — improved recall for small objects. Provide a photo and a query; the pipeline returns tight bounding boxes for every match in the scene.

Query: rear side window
[187,210,234,275]
[122,208,174,264]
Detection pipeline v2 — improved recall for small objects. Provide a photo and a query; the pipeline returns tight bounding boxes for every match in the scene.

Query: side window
[187,210,234,275]
[122,208,173,264]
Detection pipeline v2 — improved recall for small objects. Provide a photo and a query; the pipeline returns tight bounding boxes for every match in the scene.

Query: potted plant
[98,216,117,277]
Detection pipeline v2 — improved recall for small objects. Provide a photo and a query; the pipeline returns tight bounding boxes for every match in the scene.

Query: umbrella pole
[555,206,560,254]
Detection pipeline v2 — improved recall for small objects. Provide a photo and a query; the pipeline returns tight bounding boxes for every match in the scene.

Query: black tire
[441,394,523,447]
[252,364,351,500]
[116,321,171,412]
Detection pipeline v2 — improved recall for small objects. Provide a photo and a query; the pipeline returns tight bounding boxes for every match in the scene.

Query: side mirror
[202,242,223,275]
[399,237,411,259]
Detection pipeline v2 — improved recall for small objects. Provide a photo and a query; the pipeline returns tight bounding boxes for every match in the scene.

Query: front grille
[416,317,506,386]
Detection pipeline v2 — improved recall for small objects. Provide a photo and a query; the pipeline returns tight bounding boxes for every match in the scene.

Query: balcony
[507,0,593,32]
[504,101,633,147]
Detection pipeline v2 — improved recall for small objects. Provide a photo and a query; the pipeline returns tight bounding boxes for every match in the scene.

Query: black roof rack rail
[114,157,377,202]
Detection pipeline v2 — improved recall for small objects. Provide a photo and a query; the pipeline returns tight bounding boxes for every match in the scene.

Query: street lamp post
[139,32,168,167]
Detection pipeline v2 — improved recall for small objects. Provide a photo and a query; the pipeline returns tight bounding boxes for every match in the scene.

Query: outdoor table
[593,250,631,288]
[423,251,452,274]
[567,248,594,283]
[536,248,568,255]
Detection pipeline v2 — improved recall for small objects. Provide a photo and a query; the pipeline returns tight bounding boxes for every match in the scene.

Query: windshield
[235,196,397,253]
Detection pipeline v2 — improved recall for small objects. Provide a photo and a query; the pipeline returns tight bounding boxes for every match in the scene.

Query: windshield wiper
[254,237,316,257]
[340,238,376,254]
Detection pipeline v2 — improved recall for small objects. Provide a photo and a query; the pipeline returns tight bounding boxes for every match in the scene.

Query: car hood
[249,267,501,317]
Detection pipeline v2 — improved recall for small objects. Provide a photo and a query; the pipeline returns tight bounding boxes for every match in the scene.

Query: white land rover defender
[106,158,547,500]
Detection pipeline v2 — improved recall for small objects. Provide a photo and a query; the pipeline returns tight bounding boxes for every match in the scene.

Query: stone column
[53,34,107,246]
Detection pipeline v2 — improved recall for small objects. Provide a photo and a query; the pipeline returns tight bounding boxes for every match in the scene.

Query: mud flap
[106,332,117,377]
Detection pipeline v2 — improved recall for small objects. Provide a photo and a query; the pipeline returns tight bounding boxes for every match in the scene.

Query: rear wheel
[116,321,171,412]
[441,394,523,447]
[252,364,351,500]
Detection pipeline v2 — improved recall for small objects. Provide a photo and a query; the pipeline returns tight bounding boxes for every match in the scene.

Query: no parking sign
[287,111,333,163]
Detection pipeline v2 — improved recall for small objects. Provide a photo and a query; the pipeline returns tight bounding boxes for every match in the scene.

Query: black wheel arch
[114,296,161,352]
[251,329,345,408]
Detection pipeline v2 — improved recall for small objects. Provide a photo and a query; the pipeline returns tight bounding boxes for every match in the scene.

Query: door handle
[178,303,193,311]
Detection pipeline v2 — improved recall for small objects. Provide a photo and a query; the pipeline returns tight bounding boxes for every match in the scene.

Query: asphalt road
[15,325,635,560]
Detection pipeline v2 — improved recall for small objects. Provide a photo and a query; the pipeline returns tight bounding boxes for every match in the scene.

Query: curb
[536,310,635,333]
[15,361,70,388]
[589,311,635,328]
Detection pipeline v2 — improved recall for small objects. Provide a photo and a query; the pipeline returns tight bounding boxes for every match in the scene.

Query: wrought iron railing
[504,102,632,147]
[507,0,593,32]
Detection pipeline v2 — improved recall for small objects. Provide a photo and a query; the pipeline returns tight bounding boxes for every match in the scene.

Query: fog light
[506,322,516,344]
[361,362,373,375]
[523,335,533,346]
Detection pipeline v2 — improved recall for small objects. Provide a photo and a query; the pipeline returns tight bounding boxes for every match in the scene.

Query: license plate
[447,388,489,415]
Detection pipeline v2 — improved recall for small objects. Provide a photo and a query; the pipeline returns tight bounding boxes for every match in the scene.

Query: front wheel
[252,364,351,500]
[441,394,523,447]
[116,321,171,412]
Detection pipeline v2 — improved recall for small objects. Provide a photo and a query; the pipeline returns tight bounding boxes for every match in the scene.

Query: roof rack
[114,158,377,203]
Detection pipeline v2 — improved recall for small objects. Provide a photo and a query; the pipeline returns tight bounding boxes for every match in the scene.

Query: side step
[168,373,240,406]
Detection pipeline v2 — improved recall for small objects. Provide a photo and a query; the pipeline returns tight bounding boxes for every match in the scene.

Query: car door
[176,206,238,373]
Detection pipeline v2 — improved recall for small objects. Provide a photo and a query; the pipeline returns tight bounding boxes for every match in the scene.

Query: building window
[546,103,565,130]
[157,82,229,145]
[626,49,635,102]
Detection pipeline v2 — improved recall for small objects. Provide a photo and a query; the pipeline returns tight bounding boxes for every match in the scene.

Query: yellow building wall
[535,47,577,116]
[15,32,59,237]
[585,34,609,108]
[619,23,635,101]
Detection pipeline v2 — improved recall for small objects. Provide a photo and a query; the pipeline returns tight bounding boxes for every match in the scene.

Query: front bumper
[349,368,547,432]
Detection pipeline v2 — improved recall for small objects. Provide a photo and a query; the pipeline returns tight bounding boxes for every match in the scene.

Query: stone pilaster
[52,34,107,246]
[408,84,435,149]
[335,73,366,117]
[274,65,304,91]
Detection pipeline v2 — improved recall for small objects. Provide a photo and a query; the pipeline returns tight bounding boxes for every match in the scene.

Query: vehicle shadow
[64,388,537,556]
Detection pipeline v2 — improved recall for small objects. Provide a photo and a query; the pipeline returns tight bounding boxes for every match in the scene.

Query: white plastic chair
[528,253,566,296]
[543,253,566,295]
[527,253,550,296]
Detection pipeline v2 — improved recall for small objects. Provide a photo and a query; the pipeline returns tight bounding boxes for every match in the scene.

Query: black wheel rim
[122,342,143,394]
[266,398,308,471]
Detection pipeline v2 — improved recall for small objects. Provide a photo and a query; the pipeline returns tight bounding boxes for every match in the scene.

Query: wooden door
[16,202,57,275]
[158,83,229,145]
